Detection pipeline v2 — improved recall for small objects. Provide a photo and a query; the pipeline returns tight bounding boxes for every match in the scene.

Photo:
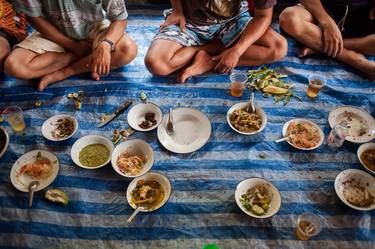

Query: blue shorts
[153,9,251,47]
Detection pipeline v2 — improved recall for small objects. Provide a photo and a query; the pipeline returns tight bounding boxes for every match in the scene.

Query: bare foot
[177,50,216,83]
[38,70,67,91]
[298,47,317,58]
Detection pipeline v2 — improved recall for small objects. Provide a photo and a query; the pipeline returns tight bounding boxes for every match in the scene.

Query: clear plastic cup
[229,71,248,97]
[295,212,323,240]
[307,75,326,98]
[2,106,26,132]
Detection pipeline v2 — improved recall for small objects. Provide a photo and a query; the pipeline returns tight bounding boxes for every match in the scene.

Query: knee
[279,7,302,36]
[4,53,33,79]
[118,36,138,65]
[269,35,288,62]
[144,51,172,76]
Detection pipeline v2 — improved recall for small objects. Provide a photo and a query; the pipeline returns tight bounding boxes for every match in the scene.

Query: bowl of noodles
[227,102,267,135]
[282,118,324,150]
[111,139,154,178]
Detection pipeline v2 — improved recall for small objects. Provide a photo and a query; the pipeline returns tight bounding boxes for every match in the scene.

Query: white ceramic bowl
[42,114,78,141]
[357,143,375,175]
[111,139,154,178]
[282,118,324,150]
[334,169,375,211]
[71,135,114,169]
[126,172,172,212]
[227,102,267,135]
[127,103,162,132]
[0,126,9,159]
[235,177,281,219]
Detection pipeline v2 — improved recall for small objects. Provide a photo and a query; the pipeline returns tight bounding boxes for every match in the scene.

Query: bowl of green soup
[71,135,114,169]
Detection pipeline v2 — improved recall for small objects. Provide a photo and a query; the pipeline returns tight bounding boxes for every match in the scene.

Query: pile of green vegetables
[247,67,302,105]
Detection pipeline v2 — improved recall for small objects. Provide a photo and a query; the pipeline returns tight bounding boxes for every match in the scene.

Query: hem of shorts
[152,36,202,47]
[223,17,251,48]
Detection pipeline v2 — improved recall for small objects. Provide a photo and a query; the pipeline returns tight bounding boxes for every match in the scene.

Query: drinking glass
[306,75,326,98]
[3,106,26,132]
[295,212,322,240]
[229,71,248,97]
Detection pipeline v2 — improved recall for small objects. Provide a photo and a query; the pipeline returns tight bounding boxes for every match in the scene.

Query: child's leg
[0,37,11,72]
[4,48,77,79]
[38,34,137,91]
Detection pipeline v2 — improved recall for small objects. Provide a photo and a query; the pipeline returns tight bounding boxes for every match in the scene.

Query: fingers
[160,19,171,29]
[180,19,186,32]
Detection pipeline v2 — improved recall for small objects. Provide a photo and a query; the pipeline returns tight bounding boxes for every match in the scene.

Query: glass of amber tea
[229,71,248,97]
[295,213,322,241]
[306,75,326,98]
[3,106,26,132]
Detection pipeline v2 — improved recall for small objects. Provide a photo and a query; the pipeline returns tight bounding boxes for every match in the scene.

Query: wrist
[100,38,115,51]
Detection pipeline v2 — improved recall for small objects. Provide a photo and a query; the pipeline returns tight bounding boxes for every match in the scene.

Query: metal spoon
[246,92,256,113]
[166,108,175,135]
[28,181,39,208]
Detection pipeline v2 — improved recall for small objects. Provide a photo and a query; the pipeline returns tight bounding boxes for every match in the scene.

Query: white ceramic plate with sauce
[71,135,114,169]
[328,106,375,143]
[10,150,59,192]
[157,108,211,154]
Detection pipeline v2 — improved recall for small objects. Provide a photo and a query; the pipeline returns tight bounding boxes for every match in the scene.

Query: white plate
[357,143,375,175]
[334,169,375,211]
[328,106,375,143]
[126,172,172,212]
[71,135,114,169]
[111,139,154,178]
[157,108,211,154]
[282,118,324,150]
[227,102,267,135]
[42,114,78,141]
[0,126,9,159]
[127,103,162,132]
[235,177,281,219]
[10,150,59,192]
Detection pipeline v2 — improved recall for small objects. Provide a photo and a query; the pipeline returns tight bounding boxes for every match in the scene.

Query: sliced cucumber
[45,189,69,206]
[251,204,265,216]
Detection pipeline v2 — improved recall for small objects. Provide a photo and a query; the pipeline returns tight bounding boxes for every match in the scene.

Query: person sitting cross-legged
[0,0,27,72]
[4,0,138,91]
[145,0,288,83]
[279,0,375,80]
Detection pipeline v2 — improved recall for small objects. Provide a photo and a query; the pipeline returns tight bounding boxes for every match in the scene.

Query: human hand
[71,40,92,58]
[213,49,241,74]
[89,42,112,81]
[321,19,343,58]
[160,10,186,32]
[369,6,375,20]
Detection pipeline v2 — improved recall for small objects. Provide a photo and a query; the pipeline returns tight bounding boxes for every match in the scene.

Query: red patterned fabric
[247,0,255,16]
[0,0,27,42]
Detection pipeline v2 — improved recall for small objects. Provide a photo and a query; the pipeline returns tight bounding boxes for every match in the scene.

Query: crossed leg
[145,27,287,82]
[279,6,375,80]
[178,28,288,82]
[4,34,137,91]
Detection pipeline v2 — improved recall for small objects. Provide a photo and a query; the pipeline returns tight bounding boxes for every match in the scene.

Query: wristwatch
[101,38,115,51]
